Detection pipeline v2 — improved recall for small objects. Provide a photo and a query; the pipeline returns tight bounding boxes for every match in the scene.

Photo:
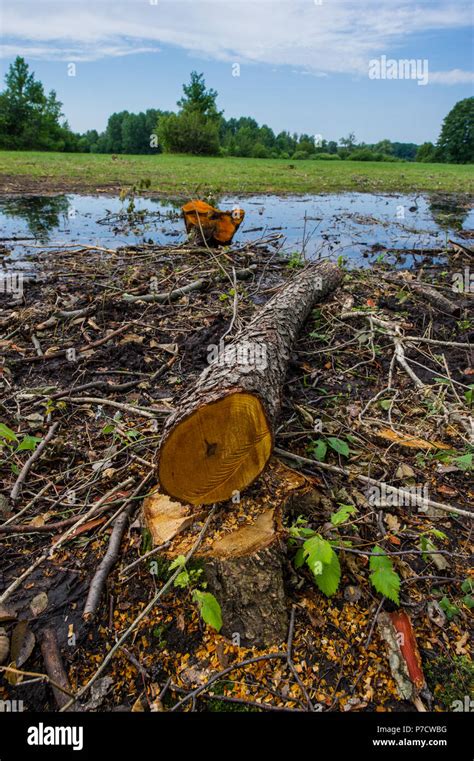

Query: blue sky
[0,0,473,144]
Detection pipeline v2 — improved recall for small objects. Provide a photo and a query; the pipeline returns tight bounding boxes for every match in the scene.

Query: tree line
[1,58,473,164]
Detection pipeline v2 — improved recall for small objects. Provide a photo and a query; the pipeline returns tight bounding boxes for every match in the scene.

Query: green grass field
[1,150,473,195]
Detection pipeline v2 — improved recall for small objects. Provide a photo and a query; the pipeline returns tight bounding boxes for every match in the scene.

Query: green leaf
[428,529,447,541]
[461,578,474,594]
[16,435,42,452]
[303,535,333,576]
[438,596,460,620]
[173,570,190,588]
[169,555,186,571]
[288,516,315,540]
[294,547,305,569]
[125,429,141,440]
[327,437,350,458]
[331,503,356,526]
[0,423,18,442]
[101,424,115,435]
[464,385,474,407]
[194,591,222,632]
[302,535,341,596]
[420,535,436,563]
[369,546,400,604]
[453,453,473,471]
[379,399,392,410]
[462,594,474,609]
[309,439,327,462]
[313,550,341,597]
[369,545,392,572]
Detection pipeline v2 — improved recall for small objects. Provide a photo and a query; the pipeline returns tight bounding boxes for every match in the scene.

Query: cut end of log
[158,391,272,505]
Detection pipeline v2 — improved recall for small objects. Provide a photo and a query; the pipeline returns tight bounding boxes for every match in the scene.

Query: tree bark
[205,543,288,648]
[158,262,342,505]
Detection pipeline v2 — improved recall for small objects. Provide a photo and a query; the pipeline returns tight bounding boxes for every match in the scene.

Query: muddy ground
[0,224,472,712]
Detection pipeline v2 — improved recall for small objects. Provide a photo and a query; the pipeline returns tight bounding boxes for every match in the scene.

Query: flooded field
[0,191,473,273]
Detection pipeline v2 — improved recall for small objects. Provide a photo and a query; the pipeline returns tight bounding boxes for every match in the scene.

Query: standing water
[0,192,472,272]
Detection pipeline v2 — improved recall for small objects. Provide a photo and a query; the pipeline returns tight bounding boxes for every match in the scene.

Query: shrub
[348,148,382,161]
[380,153,402,162]
[311,153,342,160]
[291,150,309,160]
[251,142,270,159]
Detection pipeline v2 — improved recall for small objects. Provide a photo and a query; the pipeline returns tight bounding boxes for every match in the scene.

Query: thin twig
[10,422,59,501]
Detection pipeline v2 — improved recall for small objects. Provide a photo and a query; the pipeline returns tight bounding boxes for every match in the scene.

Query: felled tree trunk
[158,262,342,505]
[182,200,245,246]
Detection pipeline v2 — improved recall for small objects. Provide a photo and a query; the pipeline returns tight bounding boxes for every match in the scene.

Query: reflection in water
[0,195,70,240]
[429,195,471,230]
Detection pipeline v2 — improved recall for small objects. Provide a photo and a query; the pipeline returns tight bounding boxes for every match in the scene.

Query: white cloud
[0,0,472,83]
[0,44,161,62]
[429,68,474,84]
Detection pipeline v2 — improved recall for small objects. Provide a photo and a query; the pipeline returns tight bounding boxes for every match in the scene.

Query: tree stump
[182,200,245,246]
[143,461,319,647]
[203,510,288,647]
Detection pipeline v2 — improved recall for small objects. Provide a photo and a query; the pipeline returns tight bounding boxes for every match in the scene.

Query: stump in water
[158,262,342,506]
[182,200,245,246]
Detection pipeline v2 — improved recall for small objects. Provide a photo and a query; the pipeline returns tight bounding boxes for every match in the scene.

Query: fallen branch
[83,504,133,620]
[11,324,131,364]
[274,448,473,519]
[30,378,141,406]
[122,278,206,304]
[0,664,75,700]
[36,305,95,331]
[385,274,461,317]
[0,495,131,535]
[40,628,74,711]
[10,422,59,502]
[63,396,168,419]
